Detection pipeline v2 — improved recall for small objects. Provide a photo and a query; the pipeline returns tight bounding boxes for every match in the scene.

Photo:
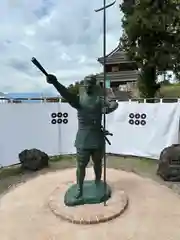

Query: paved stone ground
[1,167,180,239]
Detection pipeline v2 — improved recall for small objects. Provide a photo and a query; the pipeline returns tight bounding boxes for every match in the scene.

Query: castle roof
[98,45,137,65]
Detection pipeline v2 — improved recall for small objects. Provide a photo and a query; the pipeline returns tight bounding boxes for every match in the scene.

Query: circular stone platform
[49,182,128,224]
[1,168,180,240]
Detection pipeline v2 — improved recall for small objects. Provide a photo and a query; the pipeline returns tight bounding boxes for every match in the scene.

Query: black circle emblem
[63,112,68,118]
[141,113,146,119]
[135,113,140,119]
[51,119,56,124]
[135,120,140,125]
[57,119,62,124]
[57,112,62,118]
[129,113,134,118]
[129,119,134,125]
[63,119,68,124]
[51,113,57,118]
[141,120,146,126]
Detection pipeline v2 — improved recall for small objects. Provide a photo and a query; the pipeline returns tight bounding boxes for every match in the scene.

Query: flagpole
[95,0,116,206]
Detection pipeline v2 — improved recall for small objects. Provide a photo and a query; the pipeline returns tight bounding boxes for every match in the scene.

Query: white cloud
[0,0,123,94]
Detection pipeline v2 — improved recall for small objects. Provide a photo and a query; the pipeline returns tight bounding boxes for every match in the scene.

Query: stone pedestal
[64,180,111,206]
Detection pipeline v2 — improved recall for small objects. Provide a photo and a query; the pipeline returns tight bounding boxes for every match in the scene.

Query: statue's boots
[94,165,102,186]
[75,185,83,199]
[95,179,101,186]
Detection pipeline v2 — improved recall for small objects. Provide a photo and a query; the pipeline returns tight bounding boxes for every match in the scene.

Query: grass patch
[107,155,158,180]
[0,154,171,197]
[0,165,22,179]
[0,154,157,180]
[50,154,75,162]
[0,155,75,180]
[160,85,180,98]
[0,154,159,193]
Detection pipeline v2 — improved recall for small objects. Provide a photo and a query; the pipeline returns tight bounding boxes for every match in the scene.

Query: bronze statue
[46,74,118,199]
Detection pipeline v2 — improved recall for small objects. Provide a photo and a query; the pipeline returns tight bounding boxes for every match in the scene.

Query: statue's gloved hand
[46,74,57,84]
[101,128,113,136]
[104,130,113,136]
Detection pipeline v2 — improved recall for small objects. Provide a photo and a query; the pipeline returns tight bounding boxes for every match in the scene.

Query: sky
[0,0,123,94]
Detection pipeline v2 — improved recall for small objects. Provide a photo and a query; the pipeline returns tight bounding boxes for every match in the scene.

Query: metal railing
[0,97,180,103]
[0,97,61,103]
[127,98,180,103]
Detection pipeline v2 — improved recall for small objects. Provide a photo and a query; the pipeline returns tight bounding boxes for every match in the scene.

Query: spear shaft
[95,0,116,206]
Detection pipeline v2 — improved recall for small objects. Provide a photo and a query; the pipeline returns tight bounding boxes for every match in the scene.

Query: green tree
[120,0,180,98]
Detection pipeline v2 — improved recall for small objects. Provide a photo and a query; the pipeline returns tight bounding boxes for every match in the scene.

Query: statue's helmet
[80,75,102,96]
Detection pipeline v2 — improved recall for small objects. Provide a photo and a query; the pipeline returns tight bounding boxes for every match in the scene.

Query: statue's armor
[75,91,105,149]
[52,81,118,149]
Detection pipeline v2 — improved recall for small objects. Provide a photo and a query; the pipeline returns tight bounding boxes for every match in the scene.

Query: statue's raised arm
[46,74,80,109]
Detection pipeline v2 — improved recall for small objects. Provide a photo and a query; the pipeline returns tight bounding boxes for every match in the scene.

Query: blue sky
[0,0,123,94]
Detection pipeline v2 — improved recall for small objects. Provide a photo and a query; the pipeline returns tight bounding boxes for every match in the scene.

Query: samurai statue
[46,74,118,199]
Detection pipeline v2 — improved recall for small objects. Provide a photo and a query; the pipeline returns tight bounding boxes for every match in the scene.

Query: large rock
[157,144,180,181]
[19,148,49,171]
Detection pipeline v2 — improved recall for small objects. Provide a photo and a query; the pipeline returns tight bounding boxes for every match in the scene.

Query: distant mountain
[0,92,5,96]
[4,92,60,103]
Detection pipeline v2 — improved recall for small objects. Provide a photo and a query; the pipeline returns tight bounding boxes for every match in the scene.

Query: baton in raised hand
[31,57,48,76]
